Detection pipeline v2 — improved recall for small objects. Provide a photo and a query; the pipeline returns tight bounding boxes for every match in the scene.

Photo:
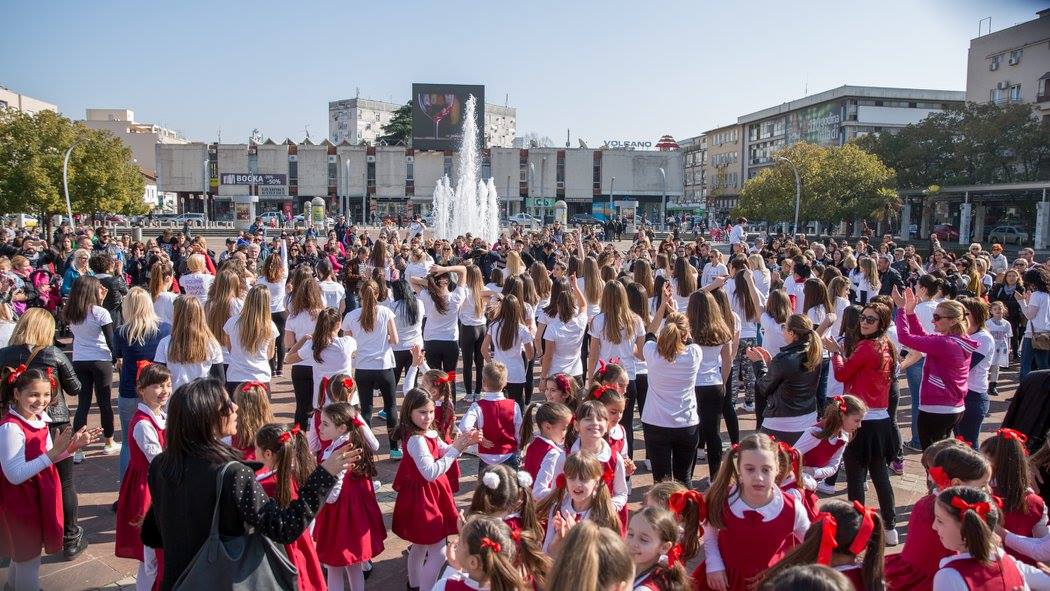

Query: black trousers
[696,384,730,476]
[424,339,460,398]
[290,365,313,428]
[844,420,897,527]
[72,360,115,438]
[459,323,485,396]
[270,311,288,374]
[393,349,414,392]
[918,410,962,449]
[356,368,398,448]
[621,380,638,459]
[507,382,528,412]
[635,373,649,417]
[50,424,80,542]
[643,422,699,485]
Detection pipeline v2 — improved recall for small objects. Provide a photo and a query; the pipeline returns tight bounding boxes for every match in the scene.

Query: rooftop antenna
[355,87,360,99]
[505,93,509,107]
[978,16,991,36]
[217,126,222,143]
[303,125,311,141]
[566,129,570,148]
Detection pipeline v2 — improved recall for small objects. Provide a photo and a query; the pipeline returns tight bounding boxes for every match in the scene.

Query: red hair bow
[352,414,365,428]
[665,543,684,568]
[45,367,56,390]
[832,395,847,414]
[668,490,707,523]
[509,528,521,543]
[6,364,27,384]
[997,428,1028,445]
[241,381,264,393]
[136,359,152,379]
[555,473,567,490]
[596,358,608,376]
[341,377,355,392]
[554,374,572,393]
[277,424,301,445]
[777,441,802,486]
[480,537,501,553]
[436,371,456,385]
[850,501,877,555]
[814,513,839,565]
[928,466,951,490]
[950,496,996,521]
[591,384,611,400]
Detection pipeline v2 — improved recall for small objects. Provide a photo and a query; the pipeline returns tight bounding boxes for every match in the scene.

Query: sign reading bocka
[220,173,287,186]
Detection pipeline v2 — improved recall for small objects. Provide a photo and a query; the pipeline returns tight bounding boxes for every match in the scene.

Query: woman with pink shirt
[892,286,977,449]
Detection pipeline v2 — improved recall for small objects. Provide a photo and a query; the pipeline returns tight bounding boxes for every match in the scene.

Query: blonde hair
[859,257,880,292]
[582,256,605,306]
[599,281,636,345]
[168,296,218,364]
[120,287,161,345]
[505,251,525,278]
[149,261,174,300]
[186,253,206,274]
[657,311,689,362]
[9,308,56,348]
[206,269,243,350]
[536,453,620,534]
[935,300,969,336]
[547,521,633,591]
[238,285,275,352]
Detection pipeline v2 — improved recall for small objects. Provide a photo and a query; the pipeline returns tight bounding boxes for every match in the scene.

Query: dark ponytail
[255,423,315,507]
[312,308,341,362]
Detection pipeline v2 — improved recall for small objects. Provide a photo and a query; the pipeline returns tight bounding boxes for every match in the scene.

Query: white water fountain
[431,95,501,243]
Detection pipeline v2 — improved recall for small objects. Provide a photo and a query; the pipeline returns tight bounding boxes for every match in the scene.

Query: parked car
[931,224,960,241]
[258,211,288,226]
[987,225,1029,245]
[569,213,604,226]
[292,214,335,226]
[173,213,207,226]
[508,213,541,226]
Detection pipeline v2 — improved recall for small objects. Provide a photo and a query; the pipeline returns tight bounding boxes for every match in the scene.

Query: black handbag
[173,462,299,590]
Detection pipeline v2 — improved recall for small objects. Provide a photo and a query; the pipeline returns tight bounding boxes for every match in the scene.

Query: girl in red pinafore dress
[695,433,810,591]
[885,443,991,591]
[629,507,694,591]
[535,452,621,552]
[0,367,99,591]
[520,401,572,501]
[568,399,630,534]
[420,368,461,492]
[115,364,171,591]
[313,403,386,591]
[230,381,274,462]
[253,423,327,591]
[433,515,527,591]
[306,373,355,456]
[979,428,1049,567]
[593,360,636,464]
[466,464,551,588]
[392,388,482,591]
[793,394,865,504]
[756,499,887,591]
[932,486,1029,591]
[774,441,821,522]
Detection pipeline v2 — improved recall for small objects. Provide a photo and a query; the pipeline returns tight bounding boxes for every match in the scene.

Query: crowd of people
[0,214,1049,590]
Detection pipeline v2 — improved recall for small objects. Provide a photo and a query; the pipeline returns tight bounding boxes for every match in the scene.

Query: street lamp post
[202,158,210,222]
[506,175,512,219]
[540,157,547,223]
[362,171,368,226]
[62,143,79,224]
[528,163,536,221]
[610,177,616,219]
[775,156,801,235]
[659,167,667,230]
[345,159,351,217]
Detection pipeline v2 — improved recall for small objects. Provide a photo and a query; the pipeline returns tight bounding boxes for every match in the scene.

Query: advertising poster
[411,83,485,150]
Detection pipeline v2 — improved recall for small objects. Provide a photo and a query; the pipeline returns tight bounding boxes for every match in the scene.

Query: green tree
[0,109,146,227]
[378,101,413,146]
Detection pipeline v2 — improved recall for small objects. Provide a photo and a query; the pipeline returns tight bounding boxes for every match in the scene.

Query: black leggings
[643,422,699,485]
[918,411,962,449]
[507,382,528,412]
[622,380,638,459]
[425,339,460,398]
[696,384,730,476]
[50,424,80,542]
[844,420,897,527]
[73,360,115,437]
[459,323,485,396]
[290,365,313,429]
[356,368,398,448]
[393,349,414,392]
[635,373,649,417]
[270,311,288,374]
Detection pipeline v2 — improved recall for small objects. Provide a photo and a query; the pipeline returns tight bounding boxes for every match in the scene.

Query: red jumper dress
[835,565,868,591]
[257,471,327,591]
[523,437,555,480]
[434,400,460,492]
[884,494,952,591]
[115,409,165,560]
[391,433,459,544]
[312,440,387,566]
[938,552,1026,591]
[996,487,1046,566]
[0,413,63,561]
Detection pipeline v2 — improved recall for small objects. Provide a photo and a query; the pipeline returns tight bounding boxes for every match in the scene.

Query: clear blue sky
[2,0,1045,146]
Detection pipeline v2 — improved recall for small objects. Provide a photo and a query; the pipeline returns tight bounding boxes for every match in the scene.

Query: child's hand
[480,437,495,449]
[411,344,424,367]
[321,446,361,476]
[624,457,637,476]
[444,536,463,570]
[707,571,729,591]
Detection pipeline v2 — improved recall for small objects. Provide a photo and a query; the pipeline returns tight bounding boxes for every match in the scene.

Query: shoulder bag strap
[24,346,45,367]
[208,462,234,544]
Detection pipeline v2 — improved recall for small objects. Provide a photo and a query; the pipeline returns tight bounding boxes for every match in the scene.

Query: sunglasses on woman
[860,314,879,324]
[931,313,957,322]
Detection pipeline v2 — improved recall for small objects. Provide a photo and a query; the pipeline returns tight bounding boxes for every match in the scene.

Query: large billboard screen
[786,102,843,146]
[411,83,485,151]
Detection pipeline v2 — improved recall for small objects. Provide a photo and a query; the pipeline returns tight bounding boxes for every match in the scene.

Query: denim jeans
[904,358,925,446]
[953,389,989,447]
[1020,337,1050,382]
[117,396,139,479]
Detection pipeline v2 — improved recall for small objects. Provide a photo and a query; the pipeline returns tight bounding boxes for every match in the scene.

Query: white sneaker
[73,450,85,464]
[816,482,837,495]
[742,400,755,412]
[372,479,382,493]
[884,527,899,546]
[696,447,707,460]
[102,442,122,456]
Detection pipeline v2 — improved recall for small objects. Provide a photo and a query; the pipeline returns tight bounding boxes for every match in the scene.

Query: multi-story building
[703,123,744,220]
[966,8,1050,122]
[156,142,682,228]
[677,135,707,218]
[83,109,189,174]
[0,85,57,115]
[328,97,517,148]
[738,85,964,179]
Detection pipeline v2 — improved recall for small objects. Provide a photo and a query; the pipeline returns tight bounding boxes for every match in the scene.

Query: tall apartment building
[703,124,744,219]
[0,85,57,115]
[966,8,1050,122]
[83,109,189,174]
[738,85,964,179]
[678,135,707,213]
[328,97,517,148]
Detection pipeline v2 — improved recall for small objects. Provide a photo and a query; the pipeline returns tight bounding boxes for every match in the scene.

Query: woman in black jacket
[0,308,87,558]
[142,379,358,591]
[746,313,824,444]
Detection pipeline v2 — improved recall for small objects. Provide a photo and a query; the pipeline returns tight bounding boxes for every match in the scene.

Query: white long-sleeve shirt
[792,427,849,480]
[702,488,810,574]
[542,494,594,551]
[407,431,461,482]
[132,404,167,463]
[568,438,628,510]
[459,392,523,466]
[320,427,379,503]
[0,411,66,486]
[529,436,566,501]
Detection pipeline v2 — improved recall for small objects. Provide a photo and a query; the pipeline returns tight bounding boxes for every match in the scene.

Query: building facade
[0,85,57,115]
[83,109,189,174]
[328,97,517,148]
[677,135,707,218]
[157,142,682,228]
[966,9,1050,122]
[703,123,744,221]
[738,85,965,179]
